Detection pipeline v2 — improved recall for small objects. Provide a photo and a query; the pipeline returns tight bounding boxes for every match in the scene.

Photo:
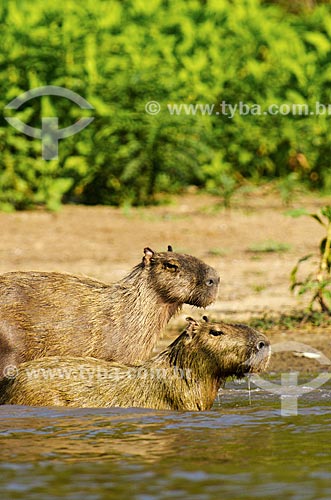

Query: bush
[291,206,331,314]
[1,0,331,209]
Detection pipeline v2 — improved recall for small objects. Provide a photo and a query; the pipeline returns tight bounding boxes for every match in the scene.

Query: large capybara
[0,316,270,411]
[0,246,219,378]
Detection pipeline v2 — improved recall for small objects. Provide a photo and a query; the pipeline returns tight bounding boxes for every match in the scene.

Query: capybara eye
[209,329,225,337]
[206,279,215,286]
[164,262,178,272]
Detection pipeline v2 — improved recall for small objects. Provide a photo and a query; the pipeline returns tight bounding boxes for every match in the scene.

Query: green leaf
[310,213,326,226]
[321,206,331,222]
[290,254,314,289]
[304,32,330,55]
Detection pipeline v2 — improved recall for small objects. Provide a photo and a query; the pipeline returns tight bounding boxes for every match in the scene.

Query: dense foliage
[1,0,331,209]
[291,206,331,314]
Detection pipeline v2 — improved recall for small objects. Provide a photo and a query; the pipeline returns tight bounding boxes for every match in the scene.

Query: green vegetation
[251,284,267,293]
[1,0,331,209]
[249,310,331,331]
[291,206,331,314]
[207,248,229,257]
[248,240,291,253]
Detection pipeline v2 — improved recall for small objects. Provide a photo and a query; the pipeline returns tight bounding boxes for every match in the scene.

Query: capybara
[0,246,219,378]
[0,316,270,411]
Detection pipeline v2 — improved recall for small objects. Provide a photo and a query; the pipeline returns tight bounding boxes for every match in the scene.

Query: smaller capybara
[0,246,219,379]
[0,317,270,411]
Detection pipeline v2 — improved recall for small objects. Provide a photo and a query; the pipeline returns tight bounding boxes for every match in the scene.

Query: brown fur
[0,247,219,377]
[0,317,270,411]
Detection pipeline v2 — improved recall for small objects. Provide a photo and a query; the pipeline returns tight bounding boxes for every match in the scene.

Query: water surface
[1,376,330,499]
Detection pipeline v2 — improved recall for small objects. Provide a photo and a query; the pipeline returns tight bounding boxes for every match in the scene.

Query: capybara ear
[185,316,198,325]
[167,245,173,252]
[185,316,199,333]
[143,247,155,266]
[202,315,209,323]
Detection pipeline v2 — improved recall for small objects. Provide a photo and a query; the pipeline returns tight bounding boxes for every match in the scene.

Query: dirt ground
[1,188,331,374]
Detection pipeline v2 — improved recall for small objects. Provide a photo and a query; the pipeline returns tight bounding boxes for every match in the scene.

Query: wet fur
[0,318,270,411]
[0,248,219,376]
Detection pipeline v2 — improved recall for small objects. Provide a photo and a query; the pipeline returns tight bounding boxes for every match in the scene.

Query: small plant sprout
[290,206,331,314]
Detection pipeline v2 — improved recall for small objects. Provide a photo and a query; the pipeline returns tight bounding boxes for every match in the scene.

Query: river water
[0,376,330,500]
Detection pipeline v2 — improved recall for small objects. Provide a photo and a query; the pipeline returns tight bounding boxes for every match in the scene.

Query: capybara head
[168,316,271,379]
[141,246,220,307]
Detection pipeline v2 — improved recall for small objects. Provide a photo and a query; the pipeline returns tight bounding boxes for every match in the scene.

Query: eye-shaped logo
[4,85,94,160]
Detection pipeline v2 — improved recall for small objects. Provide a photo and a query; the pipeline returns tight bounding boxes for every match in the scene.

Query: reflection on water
[0,376,331,499]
